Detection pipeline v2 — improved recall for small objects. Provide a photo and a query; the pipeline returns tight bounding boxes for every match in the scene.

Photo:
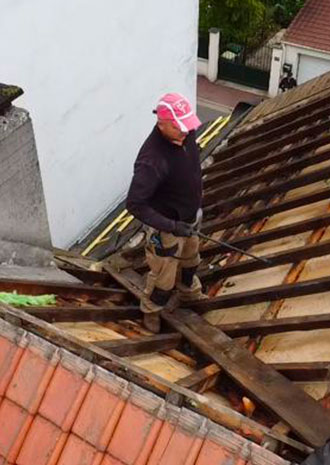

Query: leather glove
[173,221,194,237]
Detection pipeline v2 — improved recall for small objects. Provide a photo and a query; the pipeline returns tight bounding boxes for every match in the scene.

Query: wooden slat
[203,158,330,207]
[176,363,221,392]
[96,333,181,357]
[189,275,330,312]
[204,132,330,183]
[271,362,330,382]
[229,93,330,145]
[210,119,329,167]
[0,277,126,301]
[202,186,330,234]
[200,238,330,282]
[222,103,330,155]
[219,313,330,338]
[26,305,141,323]
[204,143,330,194]
[201,213,330,258]
[162,308,330,447]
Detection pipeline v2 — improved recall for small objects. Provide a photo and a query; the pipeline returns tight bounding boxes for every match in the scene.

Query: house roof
[3,74,330,462]
[283,0,330,53]
[0,316,287,465]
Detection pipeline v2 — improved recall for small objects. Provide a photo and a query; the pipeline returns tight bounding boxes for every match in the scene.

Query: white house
[269,0,330,96]
[0,0,199,248]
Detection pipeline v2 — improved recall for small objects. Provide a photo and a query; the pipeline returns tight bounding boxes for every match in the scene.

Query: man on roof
[126,93,207,333]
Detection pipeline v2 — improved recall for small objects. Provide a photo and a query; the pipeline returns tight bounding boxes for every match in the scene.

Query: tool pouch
[148,232,179,258]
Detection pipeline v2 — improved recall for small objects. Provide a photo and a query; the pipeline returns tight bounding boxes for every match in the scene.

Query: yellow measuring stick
[199,115,231,149]
[82,209,130,256]
[196,116,223,145]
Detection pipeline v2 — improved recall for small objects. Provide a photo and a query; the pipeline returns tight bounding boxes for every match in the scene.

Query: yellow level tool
[82,209,133,257]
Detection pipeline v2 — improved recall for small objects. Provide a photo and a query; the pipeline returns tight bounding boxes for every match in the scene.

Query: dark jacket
[126,126,202,232]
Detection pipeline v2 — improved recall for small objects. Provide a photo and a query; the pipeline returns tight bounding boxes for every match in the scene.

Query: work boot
[143,312,161,334]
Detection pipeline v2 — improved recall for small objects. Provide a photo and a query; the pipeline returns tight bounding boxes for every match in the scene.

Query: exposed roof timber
[203,161,330,209]
[0,303,309,453]
[200,238,330,282]
[188,275,330,312]
[202,185,330,234]
[204,145,330,195]
[162,308,330,447]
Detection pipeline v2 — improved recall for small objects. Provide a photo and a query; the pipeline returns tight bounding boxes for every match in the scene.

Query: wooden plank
[176,363,221,393]
[96,333,181,357]
[162,308,330,447]
[200,238,330,282]
[221,104,330,155]
[203,159,330,207]
[189,275,330,312]
[104,264,144,300]
[57,266,115,287]
[26,305,141,323]
[202,186,330,234]
[0,303,310,453]
[229,93,330,145]
[204,131,330,183]
[210,119,329,167]
[204,144,330,193]
[219,313,330,338]
[271,362,330,382]
[0,277,126,301]
[201,213,330,258]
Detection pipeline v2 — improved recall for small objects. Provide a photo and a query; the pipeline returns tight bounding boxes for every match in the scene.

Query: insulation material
[55,322,126,342]
[129,353,193,382]
[256,329,330,364]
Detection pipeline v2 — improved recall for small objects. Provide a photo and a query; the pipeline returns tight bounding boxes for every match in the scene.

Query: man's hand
[173,221,194,237]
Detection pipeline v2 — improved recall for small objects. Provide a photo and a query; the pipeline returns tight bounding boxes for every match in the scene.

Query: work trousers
[141,228,203,314]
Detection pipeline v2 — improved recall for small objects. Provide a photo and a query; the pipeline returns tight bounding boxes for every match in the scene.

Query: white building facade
[0,0,199,247]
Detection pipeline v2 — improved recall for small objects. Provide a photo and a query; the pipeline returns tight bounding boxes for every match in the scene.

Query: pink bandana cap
[154,93,202,133]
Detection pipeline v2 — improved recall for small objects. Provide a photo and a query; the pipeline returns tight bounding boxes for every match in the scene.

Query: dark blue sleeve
[126,161,176,232]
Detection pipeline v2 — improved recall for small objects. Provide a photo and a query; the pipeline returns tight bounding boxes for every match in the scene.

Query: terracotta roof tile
[56,434,104,465]
[38,353,92,431]
[283,0,330,52]
[6,336,59,414]
[0,398,33,463]
[16,415,67,465]
[0,318,289,465]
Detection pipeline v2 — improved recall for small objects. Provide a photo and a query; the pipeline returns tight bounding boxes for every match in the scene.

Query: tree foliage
[199,0,305,44]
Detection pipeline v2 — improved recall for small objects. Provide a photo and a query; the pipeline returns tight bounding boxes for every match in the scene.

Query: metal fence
[219,41,272,90]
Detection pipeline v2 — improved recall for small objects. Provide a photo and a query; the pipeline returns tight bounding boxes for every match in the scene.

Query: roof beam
[201,213,330,258]
[200,238,330,282]
[189,275,330,312]
[96,333,181,357]
[219,313,330,338]
[210,119,329,167]
[204,139,330,192]
[162,308,330,447]
[26,305,141,323]
[229,93,330,144]
[203,162,330,209]
[202,186,330,234]
[0,277,126,301]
